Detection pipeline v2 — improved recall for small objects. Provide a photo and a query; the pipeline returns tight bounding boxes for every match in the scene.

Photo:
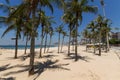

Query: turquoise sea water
[0,45,55,49]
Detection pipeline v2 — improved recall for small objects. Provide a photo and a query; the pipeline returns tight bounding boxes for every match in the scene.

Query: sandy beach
[0,46,120,80]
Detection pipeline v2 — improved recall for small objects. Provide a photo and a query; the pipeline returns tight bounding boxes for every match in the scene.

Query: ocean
[0,45,55,49]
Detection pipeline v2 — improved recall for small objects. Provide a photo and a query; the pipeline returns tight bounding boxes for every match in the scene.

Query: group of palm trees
[83,15,111,55]
[0,0,111,76]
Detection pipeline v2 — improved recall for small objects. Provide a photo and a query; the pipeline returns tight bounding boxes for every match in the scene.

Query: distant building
[110,32,120,40]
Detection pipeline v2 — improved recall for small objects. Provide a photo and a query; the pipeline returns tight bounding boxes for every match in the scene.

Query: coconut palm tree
[71,29,76,51]
[87,21,97,54]
[82,29,90,51]
[64,0,97,61]
[47,26,54,53]
[22,20,32,54]
[11,0,54,75]
[0,2,22,59]
[44,26,50,53]
[60,31,67,52]
[95,15,104,56]
[62,11,75,56]
[39,14,55,57]
[101,18,111,52]
[56,24,64,53]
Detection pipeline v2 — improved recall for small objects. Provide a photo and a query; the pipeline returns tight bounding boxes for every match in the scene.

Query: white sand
[0,46,120,80]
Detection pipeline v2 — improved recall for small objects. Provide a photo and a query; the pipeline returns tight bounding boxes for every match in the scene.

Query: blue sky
[0,0,120,45]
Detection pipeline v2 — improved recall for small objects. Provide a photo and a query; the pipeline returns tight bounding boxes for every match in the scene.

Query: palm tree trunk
[47,36,52,53]
[14,33,18,59]
[29,32,35,75]
[61,35,64,52]
[39,26,44,58]
[98,30,101,56]
[75,25,78,61]
[106,32,109,51]
[93,39,96,54]
[86,38,88,52]
[58,32,60,53]
[29,10,35,75]
[72,37,75,51]
[44,33,48,53]
[68,28,71,56]
[24,35,29,54]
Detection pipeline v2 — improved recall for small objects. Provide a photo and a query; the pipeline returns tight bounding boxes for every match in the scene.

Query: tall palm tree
[62,11,75,56]
[60,31,67,52]
[102,18,111,52]
[71,29,76,51]
[56,24,64,53]
[82,29,90,51]
[22,20,32,54]
[15,0,54,75]
[2,15,23,59]
[64,0,97,61]
[87,21,97,54]
[44,26,49,53]
[47,26,54,53]
[39,14,55,57]
[0,2,22,59]
[39,11,46,58]
[95,15,104,56]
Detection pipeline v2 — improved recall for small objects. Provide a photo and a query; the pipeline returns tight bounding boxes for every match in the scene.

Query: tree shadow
[0,64,24,72]
[3,64,29,76]
[47,51,54,53]
[33,59,70,80]
[60,51,65,53]
[0,77,15,80]
[42,55,58,58]
[0,64,10,72]
[3,60,70,80]
[64,53,93,62]
[115,51,120,60]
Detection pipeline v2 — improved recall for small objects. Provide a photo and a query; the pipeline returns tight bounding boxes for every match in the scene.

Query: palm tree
[14,0,54,75]
[71,29,76,51]
[95,15,104,56]
[39,14,55,56]
[2,15,23,59]
[87,21,97,54]
[60,31,67,52]
[44,26,49,53]
[62,11,75,56]
[47,26,54,53]
[102,18,111,52]
[39,11,46,58]
[1,0,63,75]
[56,24,64,53]
[0,2,22,59]
[22,21,32,54]
[82,29,90,51]
[64,0,97,61]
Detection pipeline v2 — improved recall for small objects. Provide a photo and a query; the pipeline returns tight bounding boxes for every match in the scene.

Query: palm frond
[1,24,15,38]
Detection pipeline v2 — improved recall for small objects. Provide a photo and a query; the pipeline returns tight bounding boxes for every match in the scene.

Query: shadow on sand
[2,60,70,80]
[33,60,70,80]
[0,77,15,80]
[64,53,93,62]
[42,54,58,58]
